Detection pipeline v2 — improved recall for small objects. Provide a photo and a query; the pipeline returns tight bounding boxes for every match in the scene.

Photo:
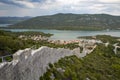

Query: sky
[0,0,120,17]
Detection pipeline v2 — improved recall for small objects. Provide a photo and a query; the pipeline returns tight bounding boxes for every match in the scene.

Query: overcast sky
[0,0,120,17]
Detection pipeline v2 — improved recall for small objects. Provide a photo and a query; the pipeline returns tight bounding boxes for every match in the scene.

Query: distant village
[18,35,49,41]
[18,34,120,55]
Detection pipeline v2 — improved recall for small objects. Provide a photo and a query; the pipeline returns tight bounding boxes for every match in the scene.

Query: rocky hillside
[9,13,120,30]
[0,35,120,80]
[0,46,80,80]
[41,44,120,80]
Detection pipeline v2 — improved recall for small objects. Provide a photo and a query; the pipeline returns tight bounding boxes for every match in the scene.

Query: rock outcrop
[0,46,80,80]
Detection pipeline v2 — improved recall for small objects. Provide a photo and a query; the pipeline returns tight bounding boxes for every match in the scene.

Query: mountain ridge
[9,13,120,30]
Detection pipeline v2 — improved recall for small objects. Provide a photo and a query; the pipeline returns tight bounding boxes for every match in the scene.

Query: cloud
[38,0,92,10]
[0,0,35,8]
[37,0,120,15]
[99,0,120,3]
[89,4,106,12]
[0,0,120,16]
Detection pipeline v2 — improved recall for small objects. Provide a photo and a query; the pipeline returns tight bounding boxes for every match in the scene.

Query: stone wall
[0,46,80,80]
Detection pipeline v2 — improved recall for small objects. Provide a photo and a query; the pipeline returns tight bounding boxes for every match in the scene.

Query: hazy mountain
[9,13,120,30]
[0,17,31,24]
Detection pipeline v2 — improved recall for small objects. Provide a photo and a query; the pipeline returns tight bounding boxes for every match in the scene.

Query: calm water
[1,29,120,40]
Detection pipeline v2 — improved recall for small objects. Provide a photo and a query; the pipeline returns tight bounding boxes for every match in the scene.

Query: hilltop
[9,13,120,30]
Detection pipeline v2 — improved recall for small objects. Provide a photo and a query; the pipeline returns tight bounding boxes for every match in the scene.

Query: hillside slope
[9,13,120,30]
[0,17,31,24]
